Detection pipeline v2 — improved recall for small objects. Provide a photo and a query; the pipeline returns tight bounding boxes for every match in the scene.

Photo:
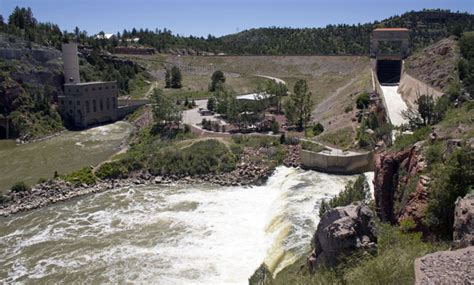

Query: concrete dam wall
[301,150,374,175]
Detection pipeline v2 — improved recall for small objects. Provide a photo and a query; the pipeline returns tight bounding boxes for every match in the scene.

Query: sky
[1,0,473,37]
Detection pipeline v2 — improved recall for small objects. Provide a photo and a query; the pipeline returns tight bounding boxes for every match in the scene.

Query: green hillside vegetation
[0,58,64,140]
[2,8,473,56]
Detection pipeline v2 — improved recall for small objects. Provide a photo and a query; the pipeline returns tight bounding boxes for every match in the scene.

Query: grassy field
[116,54,370,100]
[118,53,372,148]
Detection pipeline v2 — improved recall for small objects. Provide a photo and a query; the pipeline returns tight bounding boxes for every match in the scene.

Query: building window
[93,100,97,112]
[92,88,96,91]
[106,98,110,110]
[69,109,73,114]
[76,101,80,106]
[100,99,103,111]
[112,86,115,89]
[85,101,90,113]
[76,89,79,92]
[61,100,64,105]
[105,86,109,90]
[99,87,102,91]
[113,97,117,108]
[68,88,72,92]
[69,100,72,105]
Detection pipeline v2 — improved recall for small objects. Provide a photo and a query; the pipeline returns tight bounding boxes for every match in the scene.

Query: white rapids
[0,167,369,284]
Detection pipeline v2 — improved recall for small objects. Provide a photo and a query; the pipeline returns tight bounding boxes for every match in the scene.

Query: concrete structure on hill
[58,43,119,128]
[370,28,410,59]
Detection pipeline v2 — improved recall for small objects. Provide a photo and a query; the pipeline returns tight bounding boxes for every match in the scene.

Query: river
[0,167,369,284]
[0,121,133,193]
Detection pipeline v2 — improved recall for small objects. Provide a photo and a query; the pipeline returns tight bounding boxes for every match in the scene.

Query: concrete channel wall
[117,99,150,118]
[398,73,444,108]
[301,150,374,175]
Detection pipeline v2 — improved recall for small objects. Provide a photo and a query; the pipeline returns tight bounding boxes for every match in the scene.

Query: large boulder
[415,246,474,285]
[307,202,377,271]
[452,193,474,249]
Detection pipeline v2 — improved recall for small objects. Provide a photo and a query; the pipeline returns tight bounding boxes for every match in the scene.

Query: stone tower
[61,43,81,84]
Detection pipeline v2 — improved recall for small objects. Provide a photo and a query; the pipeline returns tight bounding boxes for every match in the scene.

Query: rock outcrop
[397,175,431,235]
[452,193,474,249]
[307,203,377,271]
[415,246,474,285]
[373,142,426,223]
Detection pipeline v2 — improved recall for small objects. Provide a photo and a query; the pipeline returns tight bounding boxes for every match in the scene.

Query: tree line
[2,7,473,55]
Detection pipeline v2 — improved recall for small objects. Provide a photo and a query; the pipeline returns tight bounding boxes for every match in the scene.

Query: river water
[0,121,133,193]
[0,167,367,284]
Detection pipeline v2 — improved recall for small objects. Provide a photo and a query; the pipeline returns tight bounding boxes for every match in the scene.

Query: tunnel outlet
[376,60,402,84]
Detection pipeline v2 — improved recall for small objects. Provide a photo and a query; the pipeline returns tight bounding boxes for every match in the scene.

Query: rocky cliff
[373,142,427,224]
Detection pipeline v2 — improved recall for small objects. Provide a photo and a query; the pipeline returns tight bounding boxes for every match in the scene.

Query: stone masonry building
[58,43,118,128]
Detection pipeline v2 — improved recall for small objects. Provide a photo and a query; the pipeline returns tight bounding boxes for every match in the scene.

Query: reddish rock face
[373,142,426,223]
[398,175,431,234]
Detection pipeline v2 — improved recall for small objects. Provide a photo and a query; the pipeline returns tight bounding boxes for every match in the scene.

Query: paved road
[182,100,227,131]
[254,74,286,85]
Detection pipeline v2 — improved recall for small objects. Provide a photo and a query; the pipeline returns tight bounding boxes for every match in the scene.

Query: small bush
[62,167,97,186]
[95,161,128,179]
[319,175,370,217]
[37,177,48,184]
[392,126,431,151]
[399,217,417,233]
[356,92,370,109]
[344,104,353,113]
[424,145,474,239]
[11,181,30,193]
[301,141,325,153]
[312,122,324,135]
[184,123,191,133]
[271,120,280,133]
[149,140,238,176]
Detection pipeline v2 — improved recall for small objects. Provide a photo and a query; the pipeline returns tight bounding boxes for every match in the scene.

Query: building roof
[373,28,409,32]
[236,93,270,101]
[64,81,116,86]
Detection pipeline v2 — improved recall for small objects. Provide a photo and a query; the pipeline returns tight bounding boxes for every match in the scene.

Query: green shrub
[399,217,417,233]
[344,104,353,113]
[11,181,30,193]
[95,161,128,179]
[149,140,238,176]
[423,142,444,167]
[392,126,431,151]
[312,122,324,135]
[37,177,48,184]
[271,120,280,133]
[319,175,370,217]
[356,92,370,109]
[343,224,448,284]
[424,145,474,239]
[62,167,97,186]
[302,141,325,153]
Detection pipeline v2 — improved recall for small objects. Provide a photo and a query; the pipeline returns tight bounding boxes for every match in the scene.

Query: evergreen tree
[209,70,226,91]
[284,79,313,130]
[151,89,182,127]
[164,68,171,88]
[170,66,182,89]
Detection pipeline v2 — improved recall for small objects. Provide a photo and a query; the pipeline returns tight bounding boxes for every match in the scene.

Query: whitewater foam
[0,167,357,284]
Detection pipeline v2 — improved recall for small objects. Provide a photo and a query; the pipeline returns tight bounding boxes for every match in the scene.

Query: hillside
[130,10,474,55]
[405,36,460,92]
[2,8,473,56]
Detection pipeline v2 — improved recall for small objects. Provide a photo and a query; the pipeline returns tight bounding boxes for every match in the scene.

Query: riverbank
[0,144,301,216]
